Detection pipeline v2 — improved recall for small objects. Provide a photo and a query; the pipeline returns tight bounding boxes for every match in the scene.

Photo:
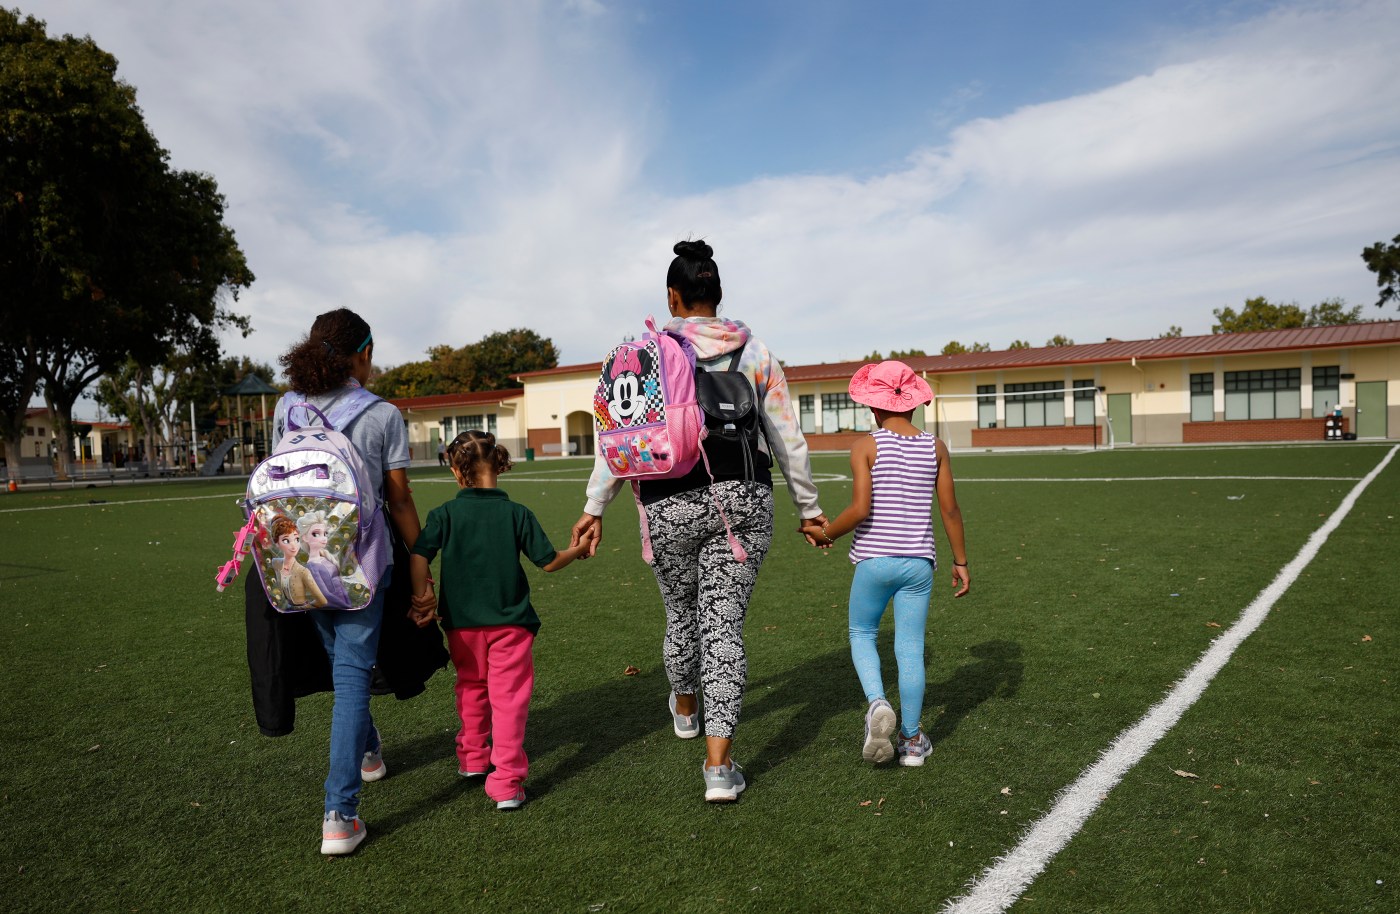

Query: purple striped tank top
[849,429,939,566]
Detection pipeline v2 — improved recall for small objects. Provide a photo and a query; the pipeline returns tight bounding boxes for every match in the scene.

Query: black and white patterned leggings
[643,481,774,739]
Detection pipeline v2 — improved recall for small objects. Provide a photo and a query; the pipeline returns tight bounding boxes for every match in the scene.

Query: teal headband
[356,333,373,353]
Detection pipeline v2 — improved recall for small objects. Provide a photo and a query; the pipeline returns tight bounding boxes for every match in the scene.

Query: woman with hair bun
[270,307,424,854]
[572,239,827,802]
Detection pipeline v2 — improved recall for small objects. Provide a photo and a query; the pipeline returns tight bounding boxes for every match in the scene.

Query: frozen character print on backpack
[299,510,352,608]
[270,515,328,609]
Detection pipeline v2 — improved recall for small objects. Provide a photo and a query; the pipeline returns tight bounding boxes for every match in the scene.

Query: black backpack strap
[726,341,746,372]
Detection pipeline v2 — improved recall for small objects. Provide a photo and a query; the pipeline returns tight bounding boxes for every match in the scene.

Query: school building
[453,321,1400,455]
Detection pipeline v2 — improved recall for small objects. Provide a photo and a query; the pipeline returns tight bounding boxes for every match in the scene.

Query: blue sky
[23,0,1400,379]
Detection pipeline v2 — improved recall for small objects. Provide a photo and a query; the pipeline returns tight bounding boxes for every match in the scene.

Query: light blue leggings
[848,556,933,738]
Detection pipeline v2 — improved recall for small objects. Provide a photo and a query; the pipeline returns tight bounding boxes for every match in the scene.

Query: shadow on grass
[373,639,1022,832]
[742,648,856,776]
[925,640,1023,750]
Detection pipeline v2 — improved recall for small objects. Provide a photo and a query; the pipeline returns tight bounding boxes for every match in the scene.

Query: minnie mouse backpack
[592,317,749,564]
[592,316,704,480]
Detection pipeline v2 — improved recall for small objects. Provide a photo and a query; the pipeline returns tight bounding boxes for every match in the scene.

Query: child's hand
[575,526,598,558]
[951,564,970,598]
[799,523,831,548]
[410,586,439,625]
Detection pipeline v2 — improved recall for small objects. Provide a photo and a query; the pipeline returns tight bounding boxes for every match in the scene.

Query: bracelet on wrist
[953,560,968,567]
[822,524,835,543]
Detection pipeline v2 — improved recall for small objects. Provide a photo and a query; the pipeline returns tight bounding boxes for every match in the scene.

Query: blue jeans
[311,568,389,817]
[848,556,933,738]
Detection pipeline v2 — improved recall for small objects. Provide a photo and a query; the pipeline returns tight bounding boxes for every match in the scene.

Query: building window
[487,413,497,434]
[1312,366,1340,417]
[1073,379,1095,426]
[799,395,815,434]
[1224,368,1300,420]
[441,416,453,437]
[458,414,484,431]
[1004,381,1062,428]
[977,385,997,429]
[1190,373,1214,422]
[821,393,871,432]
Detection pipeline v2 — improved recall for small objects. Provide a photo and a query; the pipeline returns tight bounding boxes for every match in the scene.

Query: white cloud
[24,0,1400,382]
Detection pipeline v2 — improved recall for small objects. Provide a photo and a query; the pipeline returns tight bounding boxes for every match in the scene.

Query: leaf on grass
[1000,787,1012,795]
[1361,634,1373,642]
[1205,622,1221,628]
[86,745,100,753]
[1309,779,1321,785]
[1173,769,1199,779]
[622,665,640,676]
[763,625,778,632]
[190,802,201,807]
[859,800,872,807]
[877,797,885,808]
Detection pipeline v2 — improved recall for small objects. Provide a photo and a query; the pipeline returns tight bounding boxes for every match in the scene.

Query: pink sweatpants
[446,625,535,802]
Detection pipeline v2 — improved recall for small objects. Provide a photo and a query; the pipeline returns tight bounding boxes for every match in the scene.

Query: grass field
[1,443,1395,913]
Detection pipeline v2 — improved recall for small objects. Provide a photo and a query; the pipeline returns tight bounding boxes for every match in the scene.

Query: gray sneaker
[669,691,701,739]
[361,746,387,782]
[703,760,746,802]
[321,811,367,855]
[898,731,933,767]
[862,699,897,764]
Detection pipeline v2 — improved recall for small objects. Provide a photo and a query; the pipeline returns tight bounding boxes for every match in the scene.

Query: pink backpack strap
[696,433,748,563]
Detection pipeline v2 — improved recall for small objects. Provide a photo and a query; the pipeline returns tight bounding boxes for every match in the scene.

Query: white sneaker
[862,699,897,764]
[321,811,367,855]
[898,731,933,767]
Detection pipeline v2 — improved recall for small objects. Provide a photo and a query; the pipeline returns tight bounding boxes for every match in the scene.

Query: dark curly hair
[666,239,722,309]
[279,308,373,396]
[447,429,512,485]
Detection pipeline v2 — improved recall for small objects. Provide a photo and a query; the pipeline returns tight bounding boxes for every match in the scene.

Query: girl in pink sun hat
[802,360,970,767]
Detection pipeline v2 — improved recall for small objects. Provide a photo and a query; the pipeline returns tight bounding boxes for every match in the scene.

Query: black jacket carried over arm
[244,526,449,737]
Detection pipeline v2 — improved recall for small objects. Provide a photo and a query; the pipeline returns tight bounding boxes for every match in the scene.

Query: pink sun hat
[848,360,933,411]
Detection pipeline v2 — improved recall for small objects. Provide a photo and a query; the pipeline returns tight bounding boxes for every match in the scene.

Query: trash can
[525,448,535,461]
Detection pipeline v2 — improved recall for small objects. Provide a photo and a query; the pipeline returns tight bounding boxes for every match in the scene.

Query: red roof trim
[783,322,1400,381]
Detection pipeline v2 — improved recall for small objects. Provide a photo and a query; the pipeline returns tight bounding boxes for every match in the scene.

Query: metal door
[1108,393,1133,444]
[1355,381,1387,438]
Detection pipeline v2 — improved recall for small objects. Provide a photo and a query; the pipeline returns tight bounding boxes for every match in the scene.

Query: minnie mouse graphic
[605,346,654,427]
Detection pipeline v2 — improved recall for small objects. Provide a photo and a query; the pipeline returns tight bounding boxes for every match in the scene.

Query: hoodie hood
[663,316,752,362]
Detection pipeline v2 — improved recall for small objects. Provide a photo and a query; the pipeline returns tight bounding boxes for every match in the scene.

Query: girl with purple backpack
[272,308,425,854]
[802,361,971,767]
[571,240,827,802]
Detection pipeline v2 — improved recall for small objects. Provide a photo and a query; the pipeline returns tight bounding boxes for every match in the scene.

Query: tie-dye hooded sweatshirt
[583,316,823,519]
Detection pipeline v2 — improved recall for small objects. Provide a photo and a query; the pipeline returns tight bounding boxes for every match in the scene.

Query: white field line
[0,473,1358,513]
[0,492,240,513]
[942,444,1399,914]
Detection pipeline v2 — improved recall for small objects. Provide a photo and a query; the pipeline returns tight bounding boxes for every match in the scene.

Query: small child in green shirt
[410,430,594,810]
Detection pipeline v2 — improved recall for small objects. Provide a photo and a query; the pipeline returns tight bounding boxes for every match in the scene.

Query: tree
[1211,296,1365,334]
[0,10,252,477]
[862,348,927,362]
[1361,234,1400,310]
[1159,325,1183,338]
[1007,340,1032,350]
[941,341,990,356]
[1046,335,1075,347]
[370,328,559,398]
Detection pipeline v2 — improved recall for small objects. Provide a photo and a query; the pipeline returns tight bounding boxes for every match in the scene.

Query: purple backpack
[216,388,389,612]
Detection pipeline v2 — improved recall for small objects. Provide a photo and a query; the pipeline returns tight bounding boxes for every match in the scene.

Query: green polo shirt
[411,488,558,632]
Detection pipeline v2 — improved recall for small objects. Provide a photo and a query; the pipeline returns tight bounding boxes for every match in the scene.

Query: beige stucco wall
[519,371,598,455]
